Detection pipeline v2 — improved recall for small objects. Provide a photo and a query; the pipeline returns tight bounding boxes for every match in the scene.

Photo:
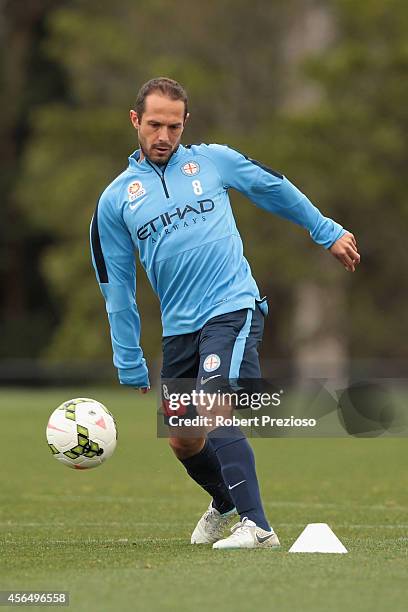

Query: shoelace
[229,517,251,537]
[202,509,225,537]
[204,510,215,523]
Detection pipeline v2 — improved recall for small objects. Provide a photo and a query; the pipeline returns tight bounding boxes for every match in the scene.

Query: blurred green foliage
[2,0,408,368]
[270,0,408,357]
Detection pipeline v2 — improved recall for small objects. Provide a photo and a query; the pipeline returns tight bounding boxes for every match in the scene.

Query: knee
[168,436,205,459]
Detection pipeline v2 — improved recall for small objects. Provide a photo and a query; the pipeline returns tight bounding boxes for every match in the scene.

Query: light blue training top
[90,143,345,388]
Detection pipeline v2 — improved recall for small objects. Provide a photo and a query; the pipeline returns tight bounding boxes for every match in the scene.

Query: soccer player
[90,77,360,550]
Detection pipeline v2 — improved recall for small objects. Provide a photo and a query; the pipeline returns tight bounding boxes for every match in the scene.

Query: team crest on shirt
[127,180,146,202]
[203,354,221,372]
[181,161,200,176]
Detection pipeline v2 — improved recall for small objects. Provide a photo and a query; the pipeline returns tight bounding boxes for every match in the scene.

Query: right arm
[90,191,149,388]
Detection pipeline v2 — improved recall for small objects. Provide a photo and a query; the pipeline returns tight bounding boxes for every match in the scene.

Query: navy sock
[178,438,235,514]
[208,426,270,531]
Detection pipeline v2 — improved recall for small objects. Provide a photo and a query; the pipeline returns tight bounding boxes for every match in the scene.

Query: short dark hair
[135,77,188,120]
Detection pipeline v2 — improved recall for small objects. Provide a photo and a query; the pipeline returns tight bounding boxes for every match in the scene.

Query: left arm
[207,144,360,271]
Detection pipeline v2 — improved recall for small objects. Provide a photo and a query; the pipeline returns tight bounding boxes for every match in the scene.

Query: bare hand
[138,387,150,394]
[329,232,360,272]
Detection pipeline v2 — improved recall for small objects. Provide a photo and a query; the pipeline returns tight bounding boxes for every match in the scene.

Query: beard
[140,140,178,166]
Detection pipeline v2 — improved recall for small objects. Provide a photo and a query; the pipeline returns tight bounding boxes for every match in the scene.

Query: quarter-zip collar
[128,144,186,171]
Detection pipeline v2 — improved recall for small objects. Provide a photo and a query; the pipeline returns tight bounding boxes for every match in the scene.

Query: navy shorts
[161,299,267,421]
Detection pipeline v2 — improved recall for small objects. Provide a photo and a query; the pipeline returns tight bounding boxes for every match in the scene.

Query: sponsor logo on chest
[137,199,215,241]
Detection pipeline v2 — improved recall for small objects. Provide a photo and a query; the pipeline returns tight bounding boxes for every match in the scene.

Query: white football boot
[212,517,280,550]
[191,502,237,544]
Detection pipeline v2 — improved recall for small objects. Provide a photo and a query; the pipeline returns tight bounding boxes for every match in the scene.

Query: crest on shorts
[181,161,200,176]
[203,354,221,372]
[127,180,146,202]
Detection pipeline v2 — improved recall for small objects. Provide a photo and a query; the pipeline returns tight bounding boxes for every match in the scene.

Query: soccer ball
[46,398,117,470]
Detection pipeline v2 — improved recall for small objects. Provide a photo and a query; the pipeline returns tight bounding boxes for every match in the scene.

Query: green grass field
[0,387,407,611]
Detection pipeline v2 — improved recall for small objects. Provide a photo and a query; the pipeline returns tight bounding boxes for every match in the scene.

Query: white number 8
[192,179,203,195]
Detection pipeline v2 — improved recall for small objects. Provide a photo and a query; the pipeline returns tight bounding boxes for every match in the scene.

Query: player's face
[130,93,188,164]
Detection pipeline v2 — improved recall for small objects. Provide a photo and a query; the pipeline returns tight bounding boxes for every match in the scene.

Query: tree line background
[1,0,407,383]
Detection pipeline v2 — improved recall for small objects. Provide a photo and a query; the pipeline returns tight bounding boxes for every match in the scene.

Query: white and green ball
[46,398,117,469]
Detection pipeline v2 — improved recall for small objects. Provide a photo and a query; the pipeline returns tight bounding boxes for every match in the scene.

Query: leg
[168,433,235,515]
[168,435,205,460]
[162,334,234,514]
[198,305,272,531]
[208,427,270,530]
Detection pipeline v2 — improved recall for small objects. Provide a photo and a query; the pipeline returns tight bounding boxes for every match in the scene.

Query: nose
[158,126,170,142]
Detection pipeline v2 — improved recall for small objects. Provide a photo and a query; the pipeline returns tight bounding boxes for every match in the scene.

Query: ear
[130,110,140,129]
[183,112,190,127]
